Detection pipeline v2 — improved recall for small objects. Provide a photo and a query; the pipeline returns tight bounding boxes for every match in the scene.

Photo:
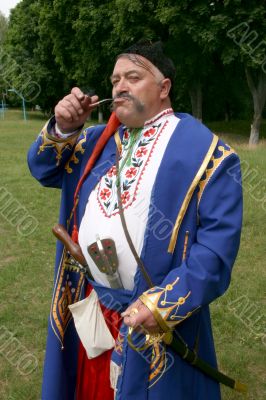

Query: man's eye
[112,79,119,86]
[128,76,140,82]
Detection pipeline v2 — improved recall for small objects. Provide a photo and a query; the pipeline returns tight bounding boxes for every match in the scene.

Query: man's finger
[121,299,142,317]
[82,94,99,111]
[61,101,81,121]
[55,105,74,123]
[64,95,85,115]
[123,315,139,329]
[89,95,100,105]
[56,102,79,122]
[123,308,147,327]
[121,307,139,318]
[71,87,86,101]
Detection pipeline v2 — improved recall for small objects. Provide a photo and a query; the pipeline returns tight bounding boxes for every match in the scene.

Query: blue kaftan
[27,113,242,400]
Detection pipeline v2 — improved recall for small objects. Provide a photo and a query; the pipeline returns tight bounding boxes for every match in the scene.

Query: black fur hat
[122,39,176,97]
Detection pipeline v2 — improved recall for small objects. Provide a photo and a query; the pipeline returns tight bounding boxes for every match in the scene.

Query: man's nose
[114,77,128,93]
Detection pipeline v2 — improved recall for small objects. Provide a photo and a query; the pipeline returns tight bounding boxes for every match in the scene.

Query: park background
[0,1,265,399]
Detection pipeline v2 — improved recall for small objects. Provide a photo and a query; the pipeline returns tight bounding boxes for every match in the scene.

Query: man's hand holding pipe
[55,87,99,133]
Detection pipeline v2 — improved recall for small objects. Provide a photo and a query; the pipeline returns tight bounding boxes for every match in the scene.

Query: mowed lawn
[0,110,265,400]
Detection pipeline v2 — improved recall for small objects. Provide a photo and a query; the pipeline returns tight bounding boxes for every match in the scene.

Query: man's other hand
[122,299,161,333]
[55,87,99,133]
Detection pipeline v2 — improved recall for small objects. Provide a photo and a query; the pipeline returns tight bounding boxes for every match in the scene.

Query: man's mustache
[113,93,136,101]
[111,93,144,112]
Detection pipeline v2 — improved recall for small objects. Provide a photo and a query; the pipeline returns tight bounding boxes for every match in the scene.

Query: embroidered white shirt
[79,109,180,290]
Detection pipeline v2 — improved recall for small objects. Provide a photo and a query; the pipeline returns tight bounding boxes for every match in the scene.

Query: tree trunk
[249,114,261,146]
[189,81,202,121]
[224,101,231,122]
[98,109,103,124]
[245,67,266,146]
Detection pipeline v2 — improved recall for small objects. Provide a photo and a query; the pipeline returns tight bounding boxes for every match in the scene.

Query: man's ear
[159,78,172,100]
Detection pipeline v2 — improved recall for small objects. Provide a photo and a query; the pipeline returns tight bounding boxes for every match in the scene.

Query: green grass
[210,135,266,399]
[207,119,266,140]
[0,110,265,399]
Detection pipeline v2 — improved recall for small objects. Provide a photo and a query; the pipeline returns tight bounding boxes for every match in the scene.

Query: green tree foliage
[0,12,8,105]
[205,0,266,144]
[0,11,8,43]
[43,0,117,98]
[156,0,266,142]
[3,0,266,143]
[42,0,166,99]
[3,0,67,113]
[155,1,220,119]
[220,0,266,145]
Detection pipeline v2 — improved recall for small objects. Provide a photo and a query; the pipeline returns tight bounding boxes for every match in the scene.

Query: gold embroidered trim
[168,134,219,254]
[150,343,162,370]
[197,145,236,204]
[148,343,166,386]
[114,130,122,154]
[50,249,85,347]
[140,275,200,329]
[65,130,89,173]
[45,131,81,143]
[38,122,80,167]
[139,293,170,332]
[114,331,124,355]
[182,230,190,261]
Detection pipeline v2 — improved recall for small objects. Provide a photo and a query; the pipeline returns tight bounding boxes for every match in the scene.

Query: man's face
[111,55,168,128]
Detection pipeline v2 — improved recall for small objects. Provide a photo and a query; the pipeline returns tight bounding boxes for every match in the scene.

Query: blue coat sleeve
[141,150,243,329]
[27,118,98,189]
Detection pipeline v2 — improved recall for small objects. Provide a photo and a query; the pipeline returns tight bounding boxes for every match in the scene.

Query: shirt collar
[144,108,174,127]
[123,108,174,131]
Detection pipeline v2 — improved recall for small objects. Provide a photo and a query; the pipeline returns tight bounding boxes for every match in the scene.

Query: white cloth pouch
[69,288,115,359]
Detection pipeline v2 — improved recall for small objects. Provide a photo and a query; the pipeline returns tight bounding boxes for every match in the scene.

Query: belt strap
[115,150,153,289]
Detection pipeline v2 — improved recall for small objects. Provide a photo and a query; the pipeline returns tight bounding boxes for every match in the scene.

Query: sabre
[52,224,94,280]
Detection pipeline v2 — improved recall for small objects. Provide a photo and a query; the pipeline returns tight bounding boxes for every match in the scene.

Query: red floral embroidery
[125,167,137,179]
[136,147,148,157]
[144,128,156,137]
[107,166,117,177]
[100,188,111,200]
[96,117,169,217]
[121,191,130,204]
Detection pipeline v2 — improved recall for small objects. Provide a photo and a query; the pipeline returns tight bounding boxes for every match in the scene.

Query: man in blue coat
[28,40,243,399]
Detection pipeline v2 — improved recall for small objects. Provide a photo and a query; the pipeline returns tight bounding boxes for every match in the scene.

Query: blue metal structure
[8,88,27,121]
